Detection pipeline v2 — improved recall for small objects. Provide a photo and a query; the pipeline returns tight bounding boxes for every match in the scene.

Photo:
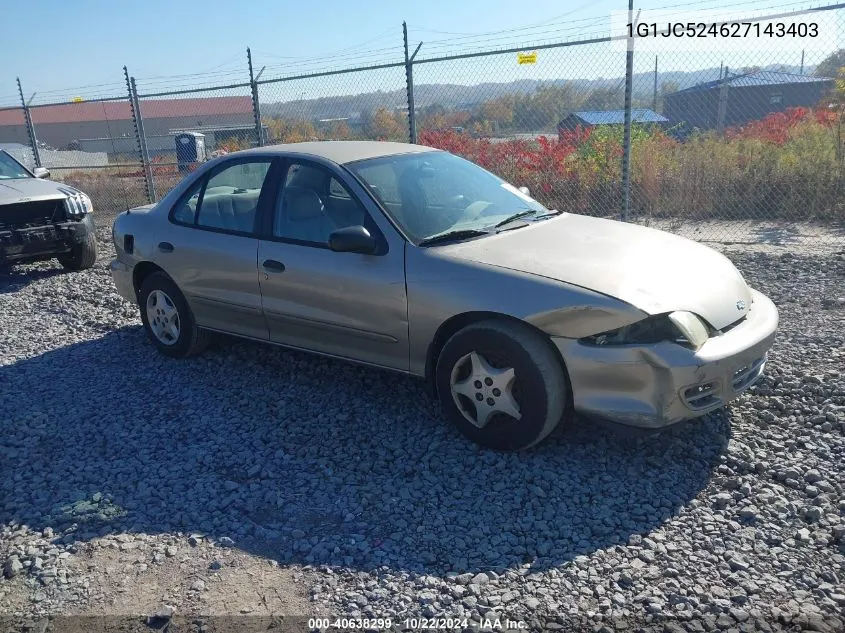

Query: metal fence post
[124,67,156,204]
[621,0,635,222]
[16,78,41,168]
[132,78,157,203]
[403,22,422,144]
[247,48,265,147]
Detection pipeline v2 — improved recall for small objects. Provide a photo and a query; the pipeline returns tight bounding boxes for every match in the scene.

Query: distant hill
[262,63,813,120]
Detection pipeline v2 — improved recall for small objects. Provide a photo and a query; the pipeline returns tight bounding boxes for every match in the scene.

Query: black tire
[57,231,98,271]
[138,271,209,359]
[435,319,569,451]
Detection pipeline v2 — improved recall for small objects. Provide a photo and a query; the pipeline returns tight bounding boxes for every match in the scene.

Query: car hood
[436,213,753,331]
[0,177,77,203]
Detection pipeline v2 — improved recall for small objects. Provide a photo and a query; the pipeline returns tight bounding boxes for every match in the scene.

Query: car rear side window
[170,160,272,235]
[171,180,202,224]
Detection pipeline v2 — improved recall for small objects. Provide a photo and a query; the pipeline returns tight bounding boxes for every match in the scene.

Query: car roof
[242,140,439,164]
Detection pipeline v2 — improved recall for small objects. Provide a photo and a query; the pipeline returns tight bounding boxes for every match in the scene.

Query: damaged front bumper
[552,288,779,429]
[0,214,95,264]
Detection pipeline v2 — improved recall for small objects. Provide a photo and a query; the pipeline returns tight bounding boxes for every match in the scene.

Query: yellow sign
[517,52,537,65]
[72,97,84,103]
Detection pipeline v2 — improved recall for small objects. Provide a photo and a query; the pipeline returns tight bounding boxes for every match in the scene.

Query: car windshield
[0,152,32,180]
[346,151,548,243]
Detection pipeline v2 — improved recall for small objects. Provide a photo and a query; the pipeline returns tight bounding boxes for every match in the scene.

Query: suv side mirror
[518,186,530,196]
[329,225,377,254]
[33,167,50,179]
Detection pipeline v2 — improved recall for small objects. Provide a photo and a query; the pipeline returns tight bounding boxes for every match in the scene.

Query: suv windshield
[347,151,548,243]
[0,151,32,180]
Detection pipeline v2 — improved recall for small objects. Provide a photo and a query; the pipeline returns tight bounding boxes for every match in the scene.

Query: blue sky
[0,0,837,106]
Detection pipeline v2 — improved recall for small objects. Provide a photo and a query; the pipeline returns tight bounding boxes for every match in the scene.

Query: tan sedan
[110,141,778,451]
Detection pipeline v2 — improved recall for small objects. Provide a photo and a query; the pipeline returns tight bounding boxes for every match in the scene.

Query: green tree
[518,84,580,131]
[263,117,317,143]
[815,49,845,78]
[419,104,449,130]
[579,87,622,112]
[657,80,680,113]
[328,121,351,140]
[478,95,516,129]
[218,136,251,152]
[368,107,405,140]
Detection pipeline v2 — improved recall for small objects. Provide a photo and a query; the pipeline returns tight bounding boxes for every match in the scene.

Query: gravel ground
[1,218,844,632]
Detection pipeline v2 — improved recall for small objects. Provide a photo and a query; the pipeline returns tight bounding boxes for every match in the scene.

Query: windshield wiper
[418,228,490,246]
[492,209,537,229]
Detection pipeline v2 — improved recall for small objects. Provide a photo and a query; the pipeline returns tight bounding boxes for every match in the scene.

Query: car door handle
[158,242,174,253]
[262,259,285,273]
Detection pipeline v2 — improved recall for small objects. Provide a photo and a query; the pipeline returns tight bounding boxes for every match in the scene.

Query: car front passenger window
[273,162,376,247]
[274,185,337,244]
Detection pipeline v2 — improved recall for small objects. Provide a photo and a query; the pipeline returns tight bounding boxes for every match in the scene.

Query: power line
[9,0,839,102]
[253,26,399,61]
[411,1,597,37]
[412,0,824,53]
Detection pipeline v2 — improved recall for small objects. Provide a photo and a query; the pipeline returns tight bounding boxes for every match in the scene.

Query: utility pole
[653,55,658,112]
[716,66,729,136]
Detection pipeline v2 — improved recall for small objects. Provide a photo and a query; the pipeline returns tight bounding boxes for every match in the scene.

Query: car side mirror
[33,166,50,179]
[518,186,530,196]
[328,225,377,254]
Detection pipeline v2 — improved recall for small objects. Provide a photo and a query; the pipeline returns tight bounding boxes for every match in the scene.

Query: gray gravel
[1,224,844,632]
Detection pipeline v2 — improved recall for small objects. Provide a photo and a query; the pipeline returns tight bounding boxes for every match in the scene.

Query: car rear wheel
[138,271,208,359]
[435,319,570,451]
[57,232,98,271]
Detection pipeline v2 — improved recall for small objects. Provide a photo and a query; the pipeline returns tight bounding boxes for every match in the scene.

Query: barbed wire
[5,0,842,107]
[16,0,836,103]
[413,0,835,57]
[252,26,399,61]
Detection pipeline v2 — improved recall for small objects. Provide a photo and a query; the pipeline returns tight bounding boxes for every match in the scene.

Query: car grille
[0,199,66,230]
[732,356,766,393]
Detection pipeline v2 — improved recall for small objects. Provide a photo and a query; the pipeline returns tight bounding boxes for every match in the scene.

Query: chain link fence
[256,63,409,144]
[412,40,629,218]
[0,105,34,170]
[25,95,148,224]
[624,9,845,245]
[133,82,258,202]
[2,2,843,247]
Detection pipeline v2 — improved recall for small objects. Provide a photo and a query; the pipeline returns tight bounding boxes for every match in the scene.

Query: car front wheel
[138,271,209,358]
[57,232,98,271]
[435,319,570,451]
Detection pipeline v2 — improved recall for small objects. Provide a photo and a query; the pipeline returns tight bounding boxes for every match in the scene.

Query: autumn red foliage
[725,106,838,145]
[79,105,840,221]
[418,127,591,177]
[419,107,842,221]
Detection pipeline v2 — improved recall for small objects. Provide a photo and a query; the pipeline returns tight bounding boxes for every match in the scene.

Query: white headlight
[668,311,709,350]
[79,193,93,214]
